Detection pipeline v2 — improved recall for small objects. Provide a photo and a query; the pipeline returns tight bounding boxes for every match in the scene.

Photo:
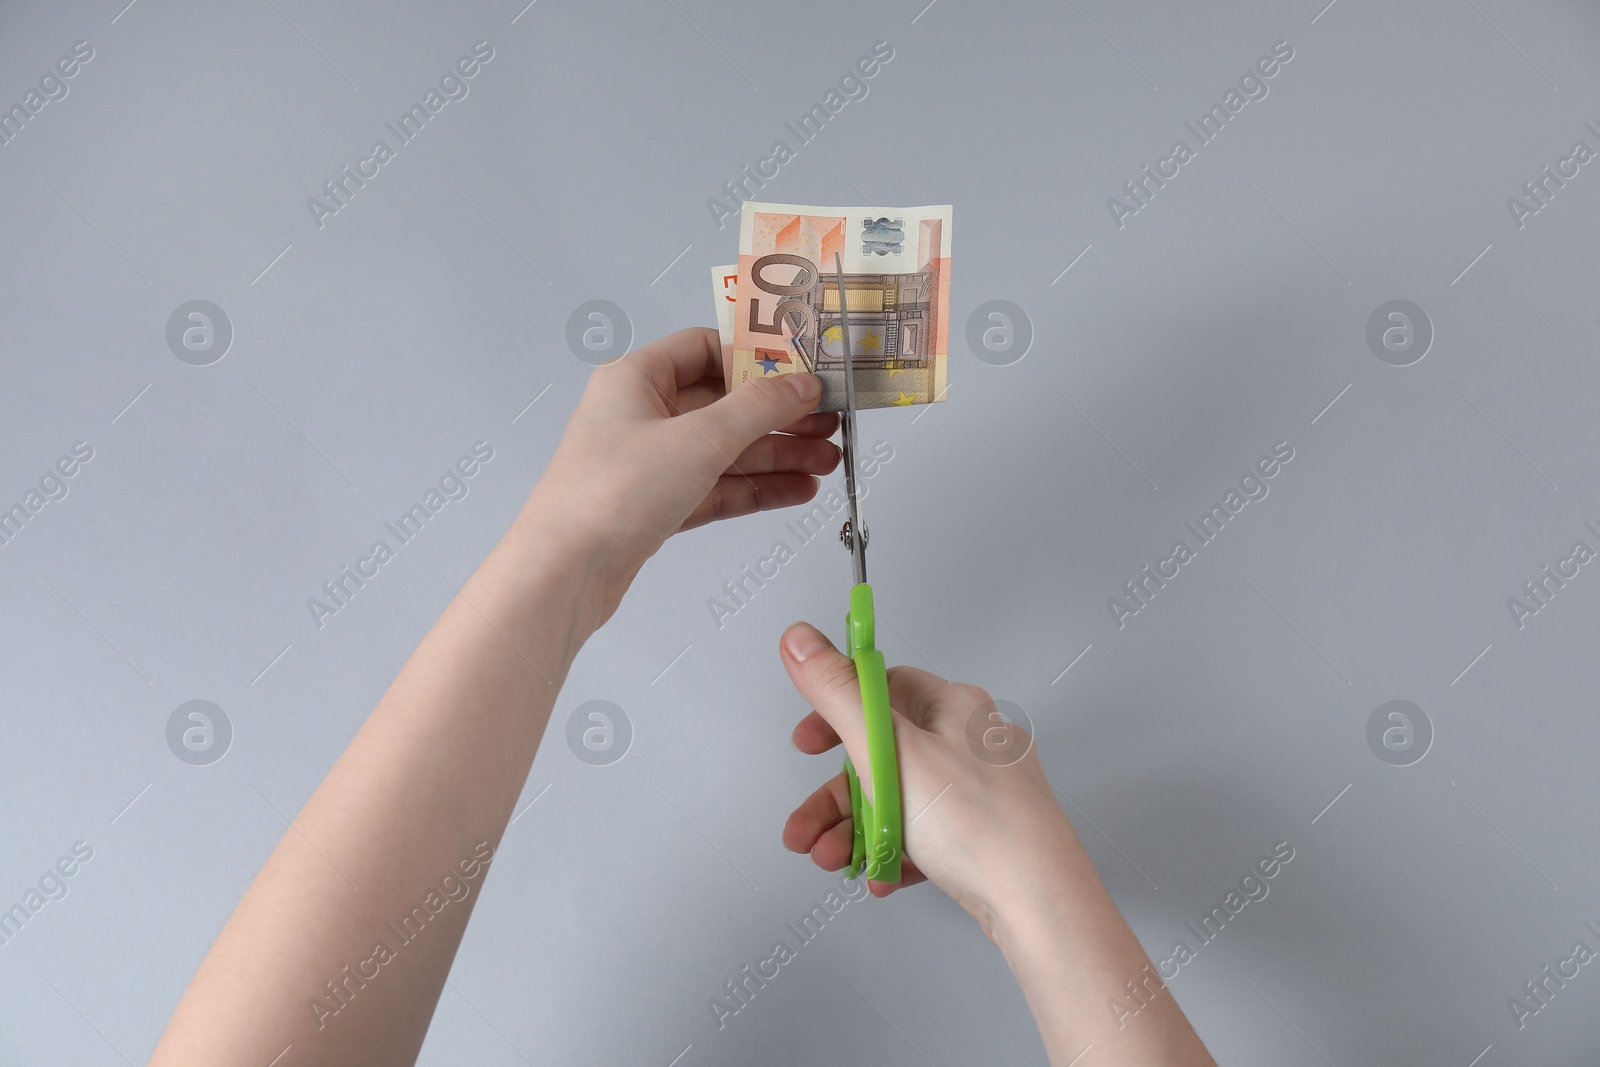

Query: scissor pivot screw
[840,520,868,551]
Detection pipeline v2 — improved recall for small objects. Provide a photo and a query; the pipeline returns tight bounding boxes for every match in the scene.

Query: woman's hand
[776,621,1073,933]
[777,622,1216,1065]
[151,329,842,1067]
[517,327,840,628]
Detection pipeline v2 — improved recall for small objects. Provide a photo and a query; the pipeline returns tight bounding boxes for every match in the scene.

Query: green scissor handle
[843,583,902,883]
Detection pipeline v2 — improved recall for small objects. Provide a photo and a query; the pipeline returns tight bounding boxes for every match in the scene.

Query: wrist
[976,808,1108,957]
[493,487,610,639]
[976,811,1215,1065]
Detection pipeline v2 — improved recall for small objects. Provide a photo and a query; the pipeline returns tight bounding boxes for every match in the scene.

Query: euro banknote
[712,201,952,412]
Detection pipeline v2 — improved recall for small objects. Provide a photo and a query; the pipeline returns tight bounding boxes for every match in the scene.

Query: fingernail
[783,622,830,662]
[786,372,822,404]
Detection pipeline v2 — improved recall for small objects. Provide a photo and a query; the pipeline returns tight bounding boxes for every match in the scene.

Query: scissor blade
[835,252,866,585]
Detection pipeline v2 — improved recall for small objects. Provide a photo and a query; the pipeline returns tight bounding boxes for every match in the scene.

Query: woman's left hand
[516,327,840,627]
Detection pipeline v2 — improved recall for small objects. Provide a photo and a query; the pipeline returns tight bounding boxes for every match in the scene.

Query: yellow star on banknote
[860,331,883,354]
[891,391,916,406]
[821,323,842,345]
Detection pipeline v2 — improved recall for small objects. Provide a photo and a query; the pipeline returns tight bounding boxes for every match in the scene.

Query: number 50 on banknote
[712,201,952,412]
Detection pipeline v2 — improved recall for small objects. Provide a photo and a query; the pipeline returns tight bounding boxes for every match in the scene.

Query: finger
[885,665,948,705]
[784,772,928,892]
[727,433,840,477]
[868,858,928,897]
[674,392,838,436]
[781,622,925,811]
[676,472,819,532]
[790,660,953,721]
[777,411,840,438]
[815,829,926,892]
[886,665,991,736]
[686,372,822,458]
[810,819,855,873]
[884,666,950,729]
[791,709,841,755]
[663,381,721,416]
[781,772,851,853]
[780,623,868,754]
[630,327,723,390]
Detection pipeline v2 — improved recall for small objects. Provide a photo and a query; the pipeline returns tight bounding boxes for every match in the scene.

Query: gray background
[2,0,1597,1063]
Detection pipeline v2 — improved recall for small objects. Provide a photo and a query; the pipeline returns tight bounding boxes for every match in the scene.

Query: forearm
[988,815,1214,1067]
[151,495,599,1066]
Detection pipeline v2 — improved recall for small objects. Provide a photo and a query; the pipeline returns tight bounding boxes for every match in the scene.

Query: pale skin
[149,328,1213,1067]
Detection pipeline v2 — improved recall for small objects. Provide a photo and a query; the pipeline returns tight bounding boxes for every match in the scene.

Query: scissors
[832,252,903,884]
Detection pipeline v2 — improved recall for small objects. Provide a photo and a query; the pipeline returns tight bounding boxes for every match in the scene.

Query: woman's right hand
[778,621,1217,1065]
[777,621,1079,936]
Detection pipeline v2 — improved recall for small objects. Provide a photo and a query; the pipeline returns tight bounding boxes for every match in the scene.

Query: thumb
[779,621,872,769]
[694,372,822,458]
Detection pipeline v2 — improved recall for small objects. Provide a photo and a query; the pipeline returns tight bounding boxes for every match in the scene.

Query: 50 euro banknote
[712,201,952,412]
